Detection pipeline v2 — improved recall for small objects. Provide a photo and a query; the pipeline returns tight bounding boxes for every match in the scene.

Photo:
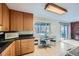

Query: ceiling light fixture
[45,3,67,14]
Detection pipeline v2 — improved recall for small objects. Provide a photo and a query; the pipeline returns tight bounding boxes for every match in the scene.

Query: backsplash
[19,31,33,35]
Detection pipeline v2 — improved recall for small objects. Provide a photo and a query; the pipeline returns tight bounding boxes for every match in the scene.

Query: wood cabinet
[1,41,15,56]
[2,4,9,31]
[10,41,15,56]
[23,13,33,31]
[0,3,33,31]
[21,39,34,55]
[15,40,21,56]
[10,10,23,31]
[0,39,34,56]
[10,10,33,31]
[0,4,2,25]
[15,39,34,56]
[0,3,9,31]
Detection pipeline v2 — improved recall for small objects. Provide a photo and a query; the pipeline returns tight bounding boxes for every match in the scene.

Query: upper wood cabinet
[23,13,33,31]
[10,10,33,31]
[0,3,33,31]
[0,4,2,25]
[10,10,23,31]
[0,3,9,31]
[2,4,9,31]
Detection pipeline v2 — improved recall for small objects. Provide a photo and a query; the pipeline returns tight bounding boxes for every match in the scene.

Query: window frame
[35,22,51,35]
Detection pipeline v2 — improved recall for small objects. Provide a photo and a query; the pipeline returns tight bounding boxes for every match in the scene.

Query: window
[35,23,50,35]
[60,23,69,39]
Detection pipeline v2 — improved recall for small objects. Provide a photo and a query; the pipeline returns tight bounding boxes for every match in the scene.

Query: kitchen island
[0,36,34,56]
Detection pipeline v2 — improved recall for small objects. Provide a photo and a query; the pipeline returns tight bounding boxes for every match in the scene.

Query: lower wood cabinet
[0,39,34,56]
[1,41,15,56]
[15,40,21,56]
[21,39,34,55]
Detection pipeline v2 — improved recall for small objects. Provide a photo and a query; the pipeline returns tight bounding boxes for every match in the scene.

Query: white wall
[33,16,61,42]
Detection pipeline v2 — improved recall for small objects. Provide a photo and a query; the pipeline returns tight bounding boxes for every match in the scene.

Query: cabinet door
[21,44,28,55]
[10,41,15,56]
[21,39,34,55]
[21,39,28,55]
[10,10,23,31]
[23,13,33,31]
[2,4,9,31]
[0,3,2,25]
[1,41,15,56]
[15,40,21,56]
[1,47,11,56]
[27,39,34,53]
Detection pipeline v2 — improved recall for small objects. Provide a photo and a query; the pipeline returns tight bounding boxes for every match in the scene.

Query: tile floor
[24,40,77,56]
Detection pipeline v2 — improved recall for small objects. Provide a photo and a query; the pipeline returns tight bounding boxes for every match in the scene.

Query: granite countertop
[19,34,34,39]
[19,36,34,39]
[0,40,14,54]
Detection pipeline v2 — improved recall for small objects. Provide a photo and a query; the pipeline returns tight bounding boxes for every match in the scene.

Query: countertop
[0,35,34,54]
[0,39,15,54]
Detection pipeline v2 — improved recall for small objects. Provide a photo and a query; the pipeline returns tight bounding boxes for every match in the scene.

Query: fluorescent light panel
[45,3,67,14]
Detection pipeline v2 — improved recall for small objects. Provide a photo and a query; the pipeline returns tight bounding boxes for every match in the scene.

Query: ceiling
[6,3,79,22]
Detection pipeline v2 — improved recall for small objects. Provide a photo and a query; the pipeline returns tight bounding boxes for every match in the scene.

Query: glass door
[60,23,69,40]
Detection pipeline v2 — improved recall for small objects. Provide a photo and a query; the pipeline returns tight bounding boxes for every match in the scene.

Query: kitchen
[1,3,79,56]
[0,3,34,56]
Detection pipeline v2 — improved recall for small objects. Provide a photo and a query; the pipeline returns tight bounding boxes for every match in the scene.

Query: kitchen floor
[23,40,76,56]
